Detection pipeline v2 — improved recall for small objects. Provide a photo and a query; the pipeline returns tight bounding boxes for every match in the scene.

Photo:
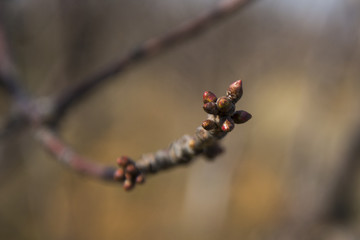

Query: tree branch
[0,3,252,191]
[113,80,251,190]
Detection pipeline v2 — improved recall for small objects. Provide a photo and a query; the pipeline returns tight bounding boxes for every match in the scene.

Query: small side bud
[202,119,216,130]
[126,164,137,174]
[203,91,217,103]
[226,80,243,103]
[114,168,125,181]
[117,156,130,167]
[232,110,252,124]
[221,118,235,132]
[136,175,145,184]
[123,179,133,191]
[203,102,218,115]
[216,97,233,113]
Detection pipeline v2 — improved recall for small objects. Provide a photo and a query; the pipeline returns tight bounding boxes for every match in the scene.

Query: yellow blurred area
[1,0,360,239]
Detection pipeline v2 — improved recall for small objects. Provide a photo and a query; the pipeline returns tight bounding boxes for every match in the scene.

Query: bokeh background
[1,0,360,239]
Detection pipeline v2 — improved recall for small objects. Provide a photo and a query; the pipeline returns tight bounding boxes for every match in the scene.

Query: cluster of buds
[113,80,251,191]
[113,156,145,191]
[202,80,251,133]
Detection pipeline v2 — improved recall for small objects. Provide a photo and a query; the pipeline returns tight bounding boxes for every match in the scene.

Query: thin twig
[0,21,117,181]
[2,29,251,184]
[36,79,252,188]
[35,127,116,180]
[50,0,255,126]
[2,52,251,185]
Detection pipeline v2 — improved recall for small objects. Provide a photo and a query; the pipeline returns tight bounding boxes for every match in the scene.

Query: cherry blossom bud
[116,156,130,167]
[221,118,235,132]
[113,168,125,181]
[202,119,216,130]
[203,91,217,103]
[126,164,137,174]
[232,110,252,124]
[136,175,145,184]
[226,80,243,103]
[216,97,233,113]
[203,102,218,115]
[123,179,133,191]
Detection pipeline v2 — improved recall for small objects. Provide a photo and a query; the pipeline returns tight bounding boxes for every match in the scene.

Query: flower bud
[113,168,125,181]
[202,119,216,130]
[203,91,217,103]
[123,179,133,191]
[221,118,235,132]
[226,80,243,103]
[203,102,218,115]
[136,175,145,184]
[216,97,233,113]
[126,164,137,174]
[116,156,130,167]
[232,110,252,124]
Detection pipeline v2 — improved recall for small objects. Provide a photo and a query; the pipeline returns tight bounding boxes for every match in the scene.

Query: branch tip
[116,80,251,191]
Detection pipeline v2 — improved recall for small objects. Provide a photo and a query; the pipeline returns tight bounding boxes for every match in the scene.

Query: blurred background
[1,0,360,239]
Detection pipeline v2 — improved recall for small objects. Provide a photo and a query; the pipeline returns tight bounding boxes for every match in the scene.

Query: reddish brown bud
[114,168,125,181]
[126,164,137,174]
[136,175,145,184]
[232,110,252,124]
[202,119,216,130]
[203,91,217,103]
[216,97,233,113]
[123,179,133,191]
[203,102,218,115]
[117,156,130,167]
[227,80,243,103]
[221,118,235,132]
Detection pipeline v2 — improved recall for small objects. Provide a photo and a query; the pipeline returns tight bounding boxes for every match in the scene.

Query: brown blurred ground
[1,0,360,239]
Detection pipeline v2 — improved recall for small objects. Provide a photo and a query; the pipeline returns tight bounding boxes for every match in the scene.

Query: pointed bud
[203,102,218,115]
[114,168,125,181]
[203,91,217,103]
[221,118,235,132]
[136,175,145,184]
[216,97,233,113]
[202,119,216,130]
[116,156,130,167]
[123,179,134,191]
[226,80,243,103]
[126,164,137,174]
[232,110,252,124]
